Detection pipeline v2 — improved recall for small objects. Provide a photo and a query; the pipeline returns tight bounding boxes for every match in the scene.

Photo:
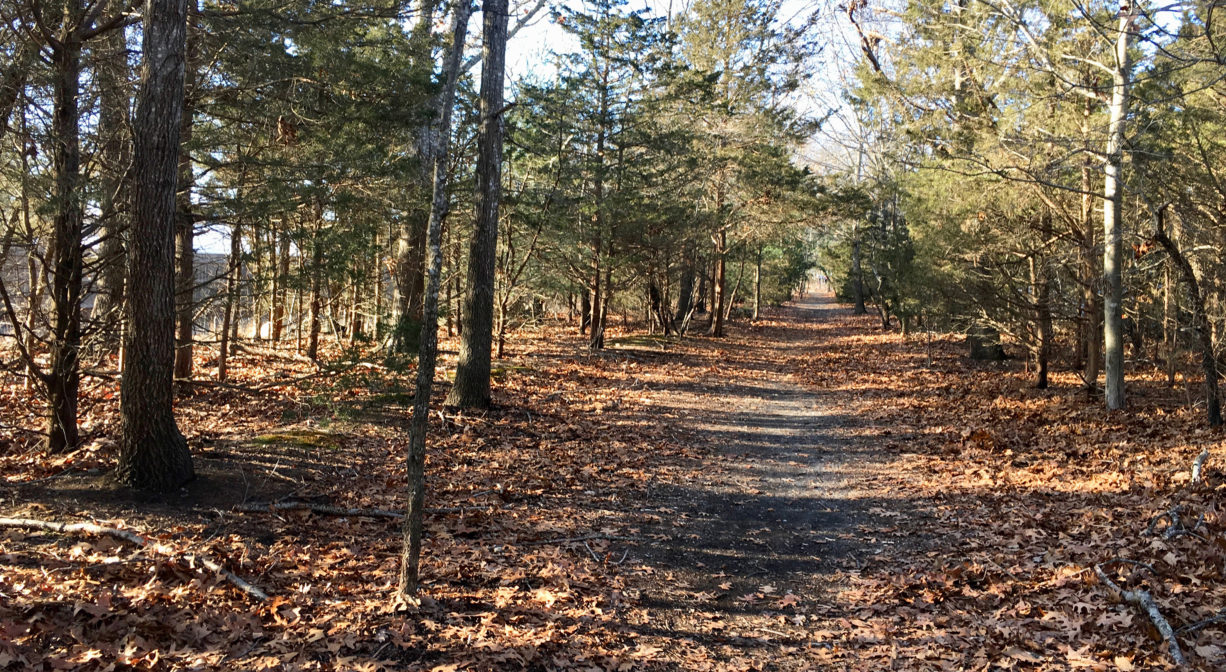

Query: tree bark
[92,26,131,338]
[306,215,323,361]
[708,230,726,336]
[218,221,241,381]
[1031,252,1052,389]
[391,0,441,352]
[400,0,472,597]
[1102,7,1133,411]
[116,0,195,491]
[445,0,507,409]
[1081,135,1100,389]
[752,244,762,320]
[851,226,867,314]
[272,221,290,342]
[1164,263,1176,387]
[173,0,199,379]
[45,36,85,454]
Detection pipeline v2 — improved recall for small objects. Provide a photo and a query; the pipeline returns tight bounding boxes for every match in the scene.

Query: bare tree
[399,0,474,597]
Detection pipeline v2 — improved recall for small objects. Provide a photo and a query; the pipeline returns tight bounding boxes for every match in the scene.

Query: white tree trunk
[1103,5,1134,411]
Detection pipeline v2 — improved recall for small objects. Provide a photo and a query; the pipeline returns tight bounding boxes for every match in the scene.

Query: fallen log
[0,517,269,601]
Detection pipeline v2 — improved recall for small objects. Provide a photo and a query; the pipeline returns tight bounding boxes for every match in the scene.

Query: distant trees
[821,0,1226,424]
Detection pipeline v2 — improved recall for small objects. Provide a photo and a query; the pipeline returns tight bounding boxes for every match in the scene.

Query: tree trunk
[579,288,591,333]
[399,0,471,597]
[272,223,290,342]
[1032,252,1052,389]
[1164,263,1176,387]
[1082,164,1101,391]
[391,0,441,352]
[19,104,39,393]
[675,258,694,323]
[173,1,199,379]
[968,324,1005,361]
[1152,207,1220,428]
[851,227,867,314]
[752,245,762,320]
[306,219,323,362]
[116,0,194,491]
[708,230,726,337]
[92,25,130,339]
[1102,7,1133,411]
[218,222,241,381]
[445,0,506,409]
[45,37,85,454]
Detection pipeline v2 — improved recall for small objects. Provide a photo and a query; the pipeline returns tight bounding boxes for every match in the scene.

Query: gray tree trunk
[400,0,473,597]
[1102,7,1134,411]
[708,231,726,336]
[445,0,507,409]
[116,0,194,491]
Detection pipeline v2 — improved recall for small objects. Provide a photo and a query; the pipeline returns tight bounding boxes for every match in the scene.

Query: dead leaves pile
[0,331,700,671]
[794,312,1225,671]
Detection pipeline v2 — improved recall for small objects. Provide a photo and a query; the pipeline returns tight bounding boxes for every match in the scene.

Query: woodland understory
[1,298,1223,671]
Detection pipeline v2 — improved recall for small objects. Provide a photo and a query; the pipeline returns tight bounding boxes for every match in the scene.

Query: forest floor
[1,294,1224,671]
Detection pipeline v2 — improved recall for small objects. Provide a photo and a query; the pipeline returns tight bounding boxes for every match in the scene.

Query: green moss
[252,430,343,450]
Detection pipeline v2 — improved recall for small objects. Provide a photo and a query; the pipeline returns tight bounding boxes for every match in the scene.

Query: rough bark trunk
[708,230,726,337]
[1032,253,1052,389]
[92,26,130,337]
[218,221,240,381]
[45,37,85,454]
[579,289,591,334]
[116,0,194,491]
[445,0,506,409]
[1102,8,1133,411]
[306,219,323,362]
[399,0,472,597]
[173,0,198,379]
[272,224,290,342]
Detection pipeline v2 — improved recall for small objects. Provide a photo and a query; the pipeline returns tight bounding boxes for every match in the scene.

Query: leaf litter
[0,295,1222,671]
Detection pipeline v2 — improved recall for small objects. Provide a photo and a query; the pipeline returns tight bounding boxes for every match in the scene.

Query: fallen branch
[523,534,639,546]
[235,501,402,519]
[234,500,492,519]
[0,517,268,601]
[1178,608,1226,635]
[1191,448,1210,484]
[1147,505,1206,541]
[1094,563,1186,667]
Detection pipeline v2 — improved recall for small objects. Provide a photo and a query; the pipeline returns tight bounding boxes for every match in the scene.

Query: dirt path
[622,293,922,667]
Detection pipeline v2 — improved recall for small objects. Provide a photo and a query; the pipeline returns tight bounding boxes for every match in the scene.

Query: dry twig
[0,517,269,601]
[234,500,492,519]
